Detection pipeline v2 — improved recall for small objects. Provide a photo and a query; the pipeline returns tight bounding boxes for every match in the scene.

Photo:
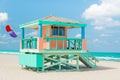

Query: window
[59,27,65,36]
[52,26,65,36]
[52,27,58,35]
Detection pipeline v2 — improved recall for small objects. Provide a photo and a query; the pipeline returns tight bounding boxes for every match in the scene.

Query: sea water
[0,50,120,62]
[0,50,19,54]
[92,52,120,62]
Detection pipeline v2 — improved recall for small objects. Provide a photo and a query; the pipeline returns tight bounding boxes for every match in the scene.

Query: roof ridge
[40,16,79,23]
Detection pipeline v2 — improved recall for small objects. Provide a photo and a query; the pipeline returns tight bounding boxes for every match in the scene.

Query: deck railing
[21,37,82,50]
[22,38,37,49]
[44,37,82,50]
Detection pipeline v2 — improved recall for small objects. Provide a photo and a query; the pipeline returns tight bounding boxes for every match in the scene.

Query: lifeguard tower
[19,16,98,71]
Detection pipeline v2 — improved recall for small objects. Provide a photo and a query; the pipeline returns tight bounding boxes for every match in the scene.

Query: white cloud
[0,33,14,41]
[83,0,120,19]
[11,39,19,43]
[93,38,109,45]
[93,38,99,43]
[25,31,38,37]
[75,34,81,38]
[0,12,8,23]
[94,26,104,30]
[0,34,9,44]
[100,33,111,37]
[0,33,19,44]
[0,34,8,39]
[93,17,120,27]
[82,0,120,30]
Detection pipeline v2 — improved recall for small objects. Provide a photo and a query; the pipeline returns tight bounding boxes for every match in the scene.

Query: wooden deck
[20,49,87,54]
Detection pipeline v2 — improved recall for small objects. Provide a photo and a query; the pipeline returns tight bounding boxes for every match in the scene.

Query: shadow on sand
[21,64,117,73]
[80,65,117,72]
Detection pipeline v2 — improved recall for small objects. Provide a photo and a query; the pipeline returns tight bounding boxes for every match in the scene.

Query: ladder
[79,52,98,68]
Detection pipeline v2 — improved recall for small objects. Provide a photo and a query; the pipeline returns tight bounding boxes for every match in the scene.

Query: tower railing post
[81,27,87,50]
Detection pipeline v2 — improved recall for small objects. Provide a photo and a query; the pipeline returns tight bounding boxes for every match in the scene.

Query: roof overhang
[19,20,87,28]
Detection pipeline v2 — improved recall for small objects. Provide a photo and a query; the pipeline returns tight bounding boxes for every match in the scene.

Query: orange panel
[50,40,67,49]
[58,40,63,49]
[42,26,46,38]
[82,39,87,50]
[50,40,56,49]
[37,38,47,50]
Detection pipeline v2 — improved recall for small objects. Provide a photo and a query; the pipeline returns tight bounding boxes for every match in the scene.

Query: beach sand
[0,54,120,80]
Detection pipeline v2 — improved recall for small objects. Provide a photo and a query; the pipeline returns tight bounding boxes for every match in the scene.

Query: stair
[79,52,98,68]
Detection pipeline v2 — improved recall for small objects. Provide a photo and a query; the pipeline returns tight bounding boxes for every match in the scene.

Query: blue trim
[21,28,24,39]
[39,24,42,37]
[81,27,85,39]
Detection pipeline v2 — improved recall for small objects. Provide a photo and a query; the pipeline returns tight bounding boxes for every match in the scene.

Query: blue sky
[0,0,120,52]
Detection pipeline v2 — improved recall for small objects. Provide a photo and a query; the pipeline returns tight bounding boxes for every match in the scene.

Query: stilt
[76,55,79,70]
[59,55,61,70]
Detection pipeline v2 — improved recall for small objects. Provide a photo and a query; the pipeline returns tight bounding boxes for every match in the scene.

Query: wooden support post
[68,40,70,50]
[21,28,24,39]
[81,27,85,39]
[75,40,77,50]
[59,55,61,70]
[42,54,44,71]
[38,24,42,38]
[21,39,23,49]
[76,40,78,50]
[76,55,79,70]
[36,68,39,72]
[62,40,64,49]
[74,40,76,50]
[35,39,37,49]
[20,28,24,49]
[48,41,50,49]
[56,40,58,49]
[80,40,82,50]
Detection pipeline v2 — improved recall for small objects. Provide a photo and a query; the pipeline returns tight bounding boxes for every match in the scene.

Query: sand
[0,54,120,80]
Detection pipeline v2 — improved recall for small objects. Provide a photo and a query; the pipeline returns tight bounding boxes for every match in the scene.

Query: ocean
[92,52,120,62]
[0,50,19,55]
[0,50,120,62]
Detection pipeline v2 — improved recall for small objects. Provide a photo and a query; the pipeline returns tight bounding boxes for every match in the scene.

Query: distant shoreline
[0,51,19,55]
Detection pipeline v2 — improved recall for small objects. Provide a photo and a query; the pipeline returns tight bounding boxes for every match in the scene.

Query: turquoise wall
[19,53,43,68]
